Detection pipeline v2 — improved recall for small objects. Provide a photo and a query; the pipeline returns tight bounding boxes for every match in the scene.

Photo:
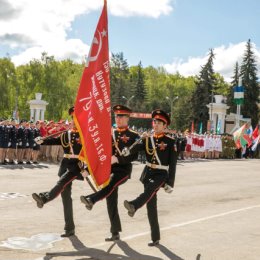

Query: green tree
[110,52,130,105]
[213,73,229,95]
[16,59,44,119]
[167,75,196,131]
[0,58,16,117]
[227,62,240,114]
[191,49,216,132]
[240,39,259,127]
[129,61,147,111]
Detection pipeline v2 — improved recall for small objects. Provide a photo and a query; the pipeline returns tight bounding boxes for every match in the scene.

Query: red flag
[74,0,111,188]
[252,125,259,140]
[191,121,194,133]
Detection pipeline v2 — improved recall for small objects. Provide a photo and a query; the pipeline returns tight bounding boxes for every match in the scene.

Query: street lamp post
[122,95,135,106]
[166,96,178,126]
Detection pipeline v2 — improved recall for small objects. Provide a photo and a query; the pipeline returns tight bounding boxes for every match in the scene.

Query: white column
[213,113,217,133]
[220,113,226,134]
[35,109,40,122]
[41,110,45,121]
[30,109,34,121]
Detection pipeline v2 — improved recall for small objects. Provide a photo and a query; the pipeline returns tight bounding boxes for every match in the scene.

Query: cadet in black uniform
[8,118,18,164]
[80,105,139,242]
[32,107,84,237]
[17,119,28,164]
[123,109,178,246]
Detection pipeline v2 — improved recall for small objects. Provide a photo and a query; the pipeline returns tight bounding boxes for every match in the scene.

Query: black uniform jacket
[9,125,18,148]
[127,133,178,187]
[42,129,83,180]
[112,127,139,175]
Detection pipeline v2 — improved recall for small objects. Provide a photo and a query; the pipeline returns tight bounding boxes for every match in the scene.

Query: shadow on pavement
[116,240,163,260]
[43,235,166,260]
[156,244,184,260]
[0,164,49,170]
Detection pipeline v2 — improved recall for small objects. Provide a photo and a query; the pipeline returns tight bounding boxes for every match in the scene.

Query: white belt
[64,154,79,159]
[146,162,168,170]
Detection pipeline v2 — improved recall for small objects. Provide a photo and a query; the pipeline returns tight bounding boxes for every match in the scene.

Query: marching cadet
[80,105,139,242]
[122,109,178,246]
[32,107,84,237]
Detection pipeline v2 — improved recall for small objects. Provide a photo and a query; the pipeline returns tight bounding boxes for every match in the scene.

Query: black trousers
[88,163,132,234]
[130,167,166,241]
[40,158,82,232]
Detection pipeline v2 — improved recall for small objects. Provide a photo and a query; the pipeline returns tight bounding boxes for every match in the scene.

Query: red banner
[74,0,111,188]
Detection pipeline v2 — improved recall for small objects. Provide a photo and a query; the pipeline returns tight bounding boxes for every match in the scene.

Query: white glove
[34,136,43,144]
[121,147,130,157]
[164,184,173,194]
[111,155,119,164]
[8,142,11,147]
[81,169,89,178]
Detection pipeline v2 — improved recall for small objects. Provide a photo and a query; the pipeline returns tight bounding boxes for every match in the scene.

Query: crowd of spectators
[1,118,259,165]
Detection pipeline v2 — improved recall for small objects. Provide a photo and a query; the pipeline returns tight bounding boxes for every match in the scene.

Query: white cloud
[0,0,173,65]
[108,0,173,18]
[11,39,89,65]
[163,42,260,82]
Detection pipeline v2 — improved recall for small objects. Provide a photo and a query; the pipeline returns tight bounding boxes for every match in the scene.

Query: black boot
[32,193,46,208]
[124,200,135,217]
[105,232,120,242]
[80,196,93,210]
[148,240,160,247]
[61,230,75,237]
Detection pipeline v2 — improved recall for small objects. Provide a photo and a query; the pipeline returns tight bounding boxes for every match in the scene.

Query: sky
[1,0,260,82]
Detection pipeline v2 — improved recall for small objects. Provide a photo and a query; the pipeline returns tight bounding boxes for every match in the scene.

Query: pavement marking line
[90,204,260,248]
[161,204,260,231]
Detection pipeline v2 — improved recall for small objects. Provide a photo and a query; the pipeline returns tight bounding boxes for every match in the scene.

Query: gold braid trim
[60,132,70,148]
[145,136,155,156]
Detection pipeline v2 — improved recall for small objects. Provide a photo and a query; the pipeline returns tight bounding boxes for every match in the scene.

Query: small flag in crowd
[251,135,260,151]
[233,123,252,149]
[199,122,203,134]
[216,119,221,134]
[252,125,259,140]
